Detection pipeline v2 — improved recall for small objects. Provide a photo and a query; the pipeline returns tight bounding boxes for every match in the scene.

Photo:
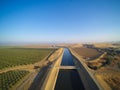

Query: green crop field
[0,48,55,69]
[0,70,29,90]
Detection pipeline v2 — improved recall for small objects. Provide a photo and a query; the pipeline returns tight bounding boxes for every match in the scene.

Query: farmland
[0,70,29,90]
[73,47,100,59]
[0,48,54,69]
[0,47,56,90]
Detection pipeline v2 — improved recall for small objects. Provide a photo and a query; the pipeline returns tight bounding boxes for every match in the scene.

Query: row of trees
[0,70,29,90]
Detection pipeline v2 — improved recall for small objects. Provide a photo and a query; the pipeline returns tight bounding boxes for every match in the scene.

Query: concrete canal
[55,48,85,90]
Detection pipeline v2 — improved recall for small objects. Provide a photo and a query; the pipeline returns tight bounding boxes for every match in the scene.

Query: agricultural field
[0,48,55,69]
[0,70,29,90]
[73,47,100,59]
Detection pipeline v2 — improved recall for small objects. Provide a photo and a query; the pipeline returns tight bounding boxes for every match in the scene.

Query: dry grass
[86,59,106,70]
[96,72,120,90]
[94,55,120,90]
[93,43,114,48]
[95,74,111,90]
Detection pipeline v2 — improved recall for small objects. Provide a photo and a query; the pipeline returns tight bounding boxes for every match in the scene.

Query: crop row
[0,70,29,90]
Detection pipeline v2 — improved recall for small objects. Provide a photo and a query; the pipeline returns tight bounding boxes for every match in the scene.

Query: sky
[0,0,120,44]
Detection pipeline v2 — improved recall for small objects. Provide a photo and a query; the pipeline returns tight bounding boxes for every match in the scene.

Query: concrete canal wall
[69,48,102,90]
[41,48,64,90]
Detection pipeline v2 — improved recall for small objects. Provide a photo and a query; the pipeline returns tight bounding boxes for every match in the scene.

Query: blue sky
[0,0,120,44]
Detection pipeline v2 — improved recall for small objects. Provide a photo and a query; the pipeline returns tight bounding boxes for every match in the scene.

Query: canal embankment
[69,48,103,90]
[40,48,64,90]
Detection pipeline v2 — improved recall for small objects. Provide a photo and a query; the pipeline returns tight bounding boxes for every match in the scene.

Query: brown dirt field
[73,47,100,58]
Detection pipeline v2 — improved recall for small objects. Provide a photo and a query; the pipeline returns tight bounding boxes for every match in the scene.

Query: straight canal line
[40,48,99,90]
[54,48,85,90]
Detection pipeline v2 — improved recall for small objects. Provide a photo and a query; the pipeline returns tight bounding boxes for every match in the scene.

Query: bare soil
[73,47,100,58]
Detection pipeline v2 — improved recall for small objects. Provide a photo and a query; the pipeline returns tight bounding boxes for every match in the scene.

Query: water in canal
[61,48,75,66]
[55,48,85,90]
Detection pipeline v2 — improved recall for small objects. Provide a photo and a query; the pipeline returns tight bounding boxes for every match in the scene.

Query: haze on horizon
[0,0,120,44]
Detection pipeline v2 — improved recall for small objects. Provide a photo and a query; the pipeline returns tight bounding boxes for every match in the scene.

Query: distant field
[0,48,54,69]
[73,47,100,58]
[93,43,114,48]
[21,45,54,48]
